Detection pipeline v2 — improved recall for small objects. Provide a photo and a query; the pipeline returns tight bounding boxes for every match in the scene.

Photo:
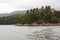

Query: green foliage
[0,5,60,25]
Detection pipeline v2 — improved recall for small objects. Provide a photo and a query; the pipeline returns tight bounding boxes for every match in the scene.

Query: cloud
[0,0,59,13]
[0,3,14,13]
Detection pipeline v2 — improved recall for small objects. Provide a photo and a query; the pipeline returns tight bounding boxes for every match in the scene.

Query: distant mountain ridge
[0,11,26,17]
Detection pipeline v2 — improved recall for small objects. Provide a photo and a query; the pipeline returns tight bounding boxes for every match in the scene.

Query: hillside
[0,6,60,25]
[0,11,26,17]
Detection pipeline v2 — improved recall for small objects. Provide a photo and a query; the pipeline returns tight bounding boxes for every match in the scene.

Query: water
[0,25,60,40]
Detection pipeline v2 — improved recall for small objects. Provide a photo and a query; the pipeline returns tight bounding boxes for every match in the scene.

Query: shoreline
[16,23,60,26]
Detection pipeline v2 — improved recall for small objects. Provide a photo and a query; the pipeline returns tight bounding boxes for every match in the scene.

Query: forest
[0,5,60,25]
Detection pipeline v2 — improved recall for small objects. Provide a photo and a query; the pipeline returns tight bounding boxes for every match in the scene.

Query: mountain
[0,11,26,17]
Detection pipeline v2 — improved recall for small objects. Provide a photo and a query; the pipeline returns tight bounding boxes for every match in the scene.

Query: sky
[0,0,60,13]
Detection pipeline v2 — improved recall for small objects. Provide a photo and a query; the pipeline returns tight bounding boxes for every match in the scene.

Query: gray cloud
[0,0,59,13]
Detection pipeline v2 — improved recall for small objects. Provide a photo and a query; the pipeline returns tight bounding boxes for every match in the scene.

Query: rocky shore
[16,23,60,26]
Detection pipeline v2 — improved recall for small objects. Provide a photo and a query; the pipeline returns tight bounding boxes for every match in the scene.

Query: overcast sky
[0,0,60,13]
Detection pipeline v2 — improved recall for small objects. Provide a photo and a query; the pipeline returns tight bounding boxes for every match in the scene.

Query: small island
[0,5,60,26]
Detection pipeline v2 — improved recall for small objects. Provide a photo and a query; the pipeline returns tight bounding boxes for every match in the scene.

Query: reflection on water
[0,25,60,40]
[27,28,60,40]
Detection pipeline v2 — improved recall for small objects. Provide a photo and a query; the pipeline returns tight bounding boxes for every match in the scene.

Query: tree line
[0,5,60,25]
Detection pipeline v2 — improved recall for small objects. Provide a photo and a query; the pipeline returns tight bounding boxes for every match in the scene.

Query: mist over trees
[0,5,60,25]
